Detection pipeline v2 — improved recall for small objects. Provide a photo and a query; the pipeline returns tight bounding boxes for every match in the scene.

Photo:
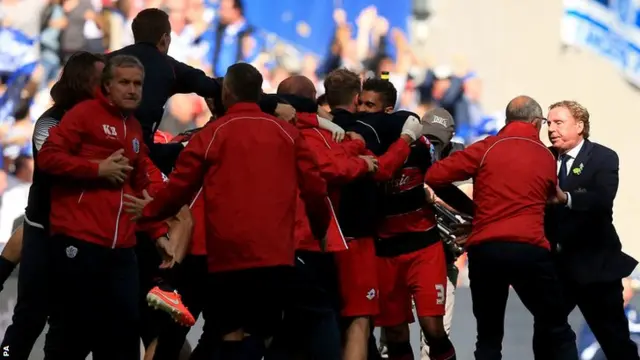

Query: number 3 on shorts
[435,284,445,305]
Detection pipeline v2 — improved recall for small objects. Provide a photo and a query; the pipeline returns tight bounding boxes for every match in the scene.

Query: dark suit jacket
[545,139,637,284]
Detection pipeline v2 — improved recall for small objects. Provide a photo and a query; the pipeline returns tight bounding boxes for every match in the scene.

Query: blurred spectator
[60,0,94,63]
[0,155,32,244]
[202,0,258,77]
[39,0,66,85]
[0,1,503,244]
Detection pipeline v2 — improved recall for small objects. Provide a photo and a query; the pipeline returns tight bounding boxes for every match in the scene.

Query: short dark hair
[505,95,543,122]
[317,94,328,106]
[323,69,361,109]
[362,78,397,109]
[224,63,263,103]
[131,8,170,45]
[50,51,105,109]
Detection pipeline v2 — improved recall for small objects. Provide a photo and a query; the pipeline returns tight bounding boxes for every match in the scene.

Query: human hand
[275,103,296,122]
[346,131,365,144]
[373,16,390,37]
[318,117,345,142]
[356,6,377,30]
[359,155,379,173]
[425,185,436,204]
[98,149,133,184]
[123,189,154,220]
[400,115,423,142]
[547,185,568,205]
[333,8,347,25]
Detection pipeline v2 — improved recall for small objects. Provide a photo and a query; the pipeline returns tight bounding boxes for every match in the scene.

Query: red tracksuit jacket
[139,103,331,272]
[37,90,167,248]
[293,112,372,252]
[168,130,208,256]
[425,121,556,249]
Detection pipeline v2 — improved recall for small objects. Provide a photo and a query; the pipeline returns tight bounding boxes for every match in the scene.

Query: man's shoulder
[63,99,99,118]
[589,140,618,160]
[219,111,297,132]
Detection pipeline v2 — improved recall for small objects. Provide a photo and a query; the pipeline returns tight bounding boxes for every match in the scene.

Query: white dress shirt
[557,139,585,209]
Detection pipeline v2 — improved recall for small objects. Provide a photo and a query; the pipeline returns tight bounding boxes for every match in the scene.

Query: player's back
[201,103,300,272]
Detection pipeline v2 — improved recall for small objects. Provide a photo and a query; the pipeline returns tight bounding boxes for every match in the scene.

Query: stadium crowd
[0,0,496,227]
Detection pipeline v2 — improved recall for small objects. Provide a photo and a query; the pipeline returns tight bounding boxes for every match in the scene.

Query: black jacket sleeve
[147,141,184,175]
[258,94,282,115]
[170,57,221,98]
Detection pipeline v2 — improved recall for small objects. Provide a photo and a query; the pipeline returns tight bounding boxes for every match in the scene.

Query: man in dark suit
[543,100,639,359]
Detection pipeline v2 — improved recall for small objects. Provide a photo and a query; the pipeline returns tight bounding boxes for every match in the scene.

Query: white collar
[564,139,585,159]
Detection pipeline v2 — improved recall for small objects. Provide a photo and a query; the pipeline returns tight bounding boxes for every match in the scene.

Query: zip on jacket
[37,89,167,248]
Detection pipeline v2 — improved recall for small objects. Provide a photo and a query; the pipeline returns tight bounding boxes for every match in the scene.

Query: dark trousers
[190,265,294,360]
[153,255,209,360]
[265,251,342,360]
[535,279,639,360]
[467,241,578,360]
[1,222,50,360]
[43,236,140,360]
[136,232,166,347]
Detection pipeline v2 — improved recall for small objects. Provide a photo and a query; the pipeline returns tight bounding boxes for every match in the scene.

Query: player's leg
[411,243,456,360]
[375,252,414,360]
[93,247,141,360]
[153,255,208,360]
[0,224,22,291]
[335,237,380,360]
[421,263,457,359]
[43,236,101,360]
[2,223,51,359]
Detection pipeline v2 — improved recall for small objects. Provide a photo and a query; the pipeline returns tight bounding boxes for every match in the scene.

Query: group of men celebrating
[0,6,636,360]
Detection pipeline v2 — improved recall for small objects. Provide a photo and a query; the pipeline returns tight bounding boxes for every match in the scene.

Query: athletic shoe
[146,286,196,326]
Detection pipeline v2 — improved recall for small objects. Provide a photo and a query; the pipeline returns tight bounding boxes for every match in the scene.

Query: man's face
[219,0,239,24]
[547,106,584,152]
[105,66,143,112]
[358,91,392,113]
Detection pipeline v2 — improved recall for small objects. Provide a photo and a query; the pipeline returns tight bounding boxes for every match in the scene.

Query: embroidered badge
[132,138,140,154]
[65,246,78,259]
[572,163,584,175]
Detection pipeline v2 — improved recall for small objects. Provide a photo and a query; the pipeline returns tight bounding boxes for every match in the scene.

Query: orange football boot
[147,286,196,326]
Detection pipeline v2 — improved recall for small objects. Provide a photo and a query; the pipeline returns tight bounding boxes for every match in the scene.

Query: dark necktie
[558,154,570,189]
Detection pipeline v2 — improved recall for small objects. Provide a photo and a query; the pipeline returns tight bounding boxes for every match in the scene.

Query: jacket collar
[225,102,261,115]
[296,112,318,129]
[497,121,540,140]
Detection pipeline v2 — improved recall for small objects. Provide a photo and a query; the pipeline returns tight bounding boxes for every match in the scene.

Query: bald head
[277,75,317,100]
[505,95,543,123]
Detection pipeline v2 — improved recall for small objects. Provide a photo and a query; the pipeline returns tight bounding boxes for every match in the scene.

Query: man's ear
[576,120,585,135]
[384,106,394,114]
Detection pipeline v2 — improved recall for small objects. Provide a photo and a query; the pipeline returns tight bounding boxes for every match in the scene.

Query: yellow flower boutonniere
[572,163,584,175]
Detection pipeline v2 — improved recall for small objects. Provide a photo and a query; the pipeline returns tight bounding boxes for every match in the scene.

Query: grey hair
[101,55,145,85]
[505,95,543,122]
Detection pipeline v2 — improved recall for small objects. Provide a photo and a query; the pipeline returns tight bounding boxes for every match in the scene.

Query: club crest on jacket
[66,246,78,259]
